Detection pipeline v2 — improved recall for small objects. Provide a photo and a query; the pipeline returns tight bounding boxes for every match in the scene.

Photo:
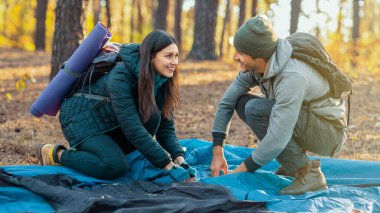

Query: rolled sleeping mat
[30,22,112,117]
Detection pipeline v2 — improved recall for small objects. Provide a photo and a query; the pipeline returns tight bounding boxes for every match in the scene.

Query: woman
[36,30,195,181]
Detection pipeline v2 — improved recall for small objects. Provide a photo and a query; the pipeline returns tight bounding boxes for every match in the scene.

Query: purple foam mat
[30,23,112,117]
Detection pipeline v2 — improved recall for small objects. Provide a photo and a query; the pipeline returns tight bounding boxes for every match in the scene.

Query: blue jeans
[235,94,345,173]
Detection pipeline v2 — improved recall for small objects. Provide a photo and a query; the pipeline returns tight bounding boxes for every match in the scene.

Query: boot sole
[36,144,46,166]
[280,183,328,195]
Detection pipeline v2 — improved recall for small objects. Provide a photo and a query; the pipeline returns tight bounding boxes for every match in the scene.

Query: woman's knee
[95,161,128,180]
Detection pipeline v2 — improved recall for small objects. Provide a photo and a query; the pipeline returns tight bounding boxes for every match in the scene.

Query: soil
[0,49,379,166]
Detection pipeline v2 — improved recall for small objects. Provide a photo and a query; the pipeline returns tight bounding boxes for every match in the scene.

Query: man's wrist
[212,145,224,156]
[212,132,227,147]
[244,157,262,172]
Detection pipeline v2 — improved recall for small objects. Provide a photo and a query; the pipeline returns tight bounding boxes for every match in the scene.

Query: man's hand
[210,146,228,177]
[229,162,248,174]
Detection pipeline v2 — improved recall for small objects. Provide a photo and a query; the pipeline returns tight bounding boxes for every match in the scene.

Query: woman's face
[151,43,179,78]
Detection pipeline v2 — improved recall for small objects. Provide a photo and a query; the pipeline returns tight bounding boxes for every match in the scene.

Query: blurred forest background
[0,0,379,165]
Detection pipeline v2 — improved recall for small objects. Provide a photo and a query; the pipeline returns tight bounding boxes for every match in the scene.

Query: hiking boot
[279,160,327,195]
[36,144,66,165]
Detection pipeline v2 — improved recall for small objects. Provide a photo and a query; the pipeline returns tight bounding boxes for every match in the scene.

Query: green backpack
[286,32,353,125]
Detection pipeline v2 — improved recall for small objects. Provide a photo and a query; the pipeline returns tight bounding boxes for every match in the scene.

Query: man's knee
[244,98,271,119]
[235,94,267,121]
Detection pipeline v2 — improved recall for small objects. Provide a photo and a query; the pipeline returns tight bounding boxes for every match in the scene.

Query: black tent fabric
[0,169,265,212]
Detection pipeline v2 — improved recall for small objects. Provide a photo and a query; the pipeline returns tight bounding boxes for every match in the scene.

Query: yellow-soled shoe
[36,144,65,165]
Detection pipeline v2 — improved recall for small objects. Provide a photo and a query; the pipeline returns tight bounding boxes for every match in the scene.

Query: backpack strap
[62,63,82,79]
[302,92,331,105]
[303,93,351,129]
[72,93,110,102]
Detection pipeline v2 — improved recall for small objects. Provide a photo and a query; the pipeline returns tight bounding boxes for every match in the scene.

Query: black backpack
[286,32,353,125]
[67,42,122,97]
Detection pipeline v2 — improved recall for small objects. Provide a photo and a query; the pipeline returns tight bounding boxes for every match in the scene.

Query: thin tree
[174,0,184,46]
[352,0,360,67]
[238,0,246,27]
[220,0,231,58]
[352,0,360,41]
[187,0,219,60]
[34,0,48,51]
[290,0,302,34]
[252,0,257,17]
[1,0,8,37]
[155,0,169,30]
[137,0,143,35]
[336,0,344,35]
[120,0,125,39]
[314,0,321,38]
[105,0,111,28]
[130,0,135,42]
[93,0,100,25]
[50,0,87,79]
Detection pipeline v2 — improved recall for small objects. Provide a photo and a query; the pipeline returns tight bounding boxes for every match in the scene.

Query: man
[210,15,347,195]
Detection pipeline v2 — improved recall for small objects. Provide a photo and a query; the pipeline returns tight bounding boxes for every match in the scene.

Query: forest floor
[0,48,379,166]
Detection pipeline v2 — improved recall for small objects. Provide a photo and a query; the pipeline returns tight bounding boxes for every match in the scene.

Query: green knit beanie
[233,15,278,59]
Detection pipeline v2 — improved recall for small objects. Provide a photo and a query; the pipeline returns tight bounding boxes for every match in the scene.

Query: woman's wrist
[164,161,175,171]
[173,156,185,165]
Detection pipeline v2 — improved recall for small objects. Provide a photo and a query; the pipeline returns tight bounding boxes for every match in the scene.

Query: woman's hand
[173,156,185,165]
[167,158,197,182]
[166,164,191,182]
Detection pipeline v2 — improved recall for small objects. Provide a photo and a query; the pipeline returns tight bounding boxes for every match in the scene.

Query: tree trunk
[105,0,112,28]
[290,0,301,34]
[130,0,135,42]
[119,0,125,39]
[219,0,231,58]
[93,0,100,25]
[351,0,360,68]
[174,0,184,46]
[2,0,8,37]
[187,0,219,60]
[336,0,344,35]
[154,0,169,30]
[352,0,360,41]
[34,0,48,51]
[252,0,257,17]
[238,0,246,27]
[137,0,143,35]
[314,0,321,38]
[50,0,87,79]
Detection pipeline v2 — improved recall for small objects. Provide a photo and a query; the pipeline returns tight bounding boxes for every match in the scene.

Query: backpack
[67,42,122,97]
[286,32,353,125]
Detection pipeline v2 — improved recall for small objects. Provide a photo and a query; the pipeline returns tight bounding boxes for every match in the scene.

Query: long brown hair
[138,30,180,123]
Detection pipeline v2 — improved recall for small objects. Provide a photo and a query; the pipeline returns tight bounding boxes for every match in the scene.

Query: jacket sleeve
[155,116,185,160]
[212,71,257,147]
[106,63,171,169]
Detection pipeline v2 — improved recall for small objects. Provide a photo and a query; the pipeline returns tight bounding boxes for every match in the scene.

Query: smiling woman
[35,30,197,181]
[152,44,179,78]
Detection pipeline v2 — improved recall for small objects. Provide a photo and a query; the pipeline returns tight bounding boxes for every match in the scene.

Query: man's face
[233,51,266,75]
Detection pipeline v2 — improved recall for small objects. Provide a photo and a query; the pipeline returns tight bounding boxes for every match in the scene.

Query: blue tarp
[1,138,380,212]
